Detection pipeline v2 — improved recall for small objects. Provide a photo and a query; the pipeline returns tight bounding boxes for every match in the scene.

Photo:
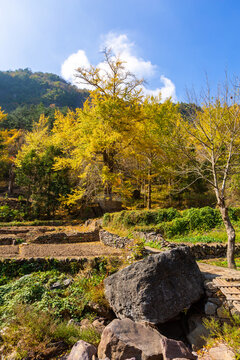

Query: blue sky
[0,0,240,101]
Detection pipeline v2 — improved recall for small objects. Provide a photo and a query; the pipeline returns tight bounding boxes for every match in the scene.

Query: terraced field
[0,225,123,259]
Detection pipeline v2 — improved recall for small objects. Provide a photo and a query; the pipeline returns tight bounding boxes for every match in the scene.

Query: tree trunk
[103,150,114,201]
[147,167,152,210]
[8,164,15,196]
[219,204,236,269]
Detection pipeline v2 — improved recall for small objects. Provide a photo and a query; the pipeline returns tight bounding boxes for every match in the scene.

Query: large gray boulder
[98,318,197,360]
[104,246,204,324]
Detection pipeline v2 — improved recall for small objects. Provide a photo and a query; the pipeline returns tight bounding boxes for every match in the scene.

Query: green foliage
[174,235,224,243]
[0,258,88,284]
[103,208,181,227]
[127,239,147,261]
[203,312,240,357]
[162,217,190,237]
[182,207,222,231]
[105,206,240,239]
[0,68,89,114]
[200,257,240,269]
[0,205,24,222]
[1,103,69,130]
[1,305,100,358]
[229,207,240,222]
[0,269,106,322]
[16,145,71,218]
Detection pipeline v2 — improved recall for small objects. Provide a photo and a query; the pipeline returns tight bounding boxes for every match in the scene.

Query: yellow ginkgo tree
[53,49,144,204]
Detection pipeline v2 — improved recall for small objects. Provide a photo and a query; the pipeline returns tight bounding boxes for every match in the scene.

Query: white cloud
[102,33,156,78]
[61,49,91,87]
[142,75,176,101]
[61,33,177,101]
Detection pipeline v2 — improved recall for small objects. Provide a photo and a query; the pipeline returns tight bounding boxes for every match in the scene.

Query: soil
[0,242,123,259]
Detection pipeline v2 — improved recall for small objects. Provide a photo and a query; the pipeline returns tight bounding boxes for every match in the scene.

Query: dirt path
[198,262,240,279]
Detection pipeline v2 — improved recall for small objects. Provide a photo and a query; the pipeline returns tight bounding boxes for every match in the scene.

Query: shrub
[103,212,112,225]
[156,207,181,222]
[163,218,190,238]
[0,205,25,222]
[104,208,182,228]
[182,207,222,231]
[229,207,240,222]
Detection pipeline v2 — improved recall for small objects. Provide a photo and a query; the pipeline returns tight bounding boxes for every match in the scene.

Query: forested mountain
[0,68,89,129]
[0,68,89,112]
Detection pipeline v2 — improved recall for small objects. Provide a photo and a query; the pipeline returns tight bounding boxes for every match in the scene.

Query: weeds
[1,305,100,358]
[203,311,240,357]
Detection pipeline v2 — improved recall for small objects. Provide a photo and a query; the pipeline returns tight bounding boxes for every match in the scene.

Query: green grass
[0,258,122,359]
[104,207,240,243]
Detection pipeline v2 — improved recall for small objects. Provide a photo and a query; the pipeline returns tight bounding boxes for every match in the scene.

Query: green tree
[15,116,70,218]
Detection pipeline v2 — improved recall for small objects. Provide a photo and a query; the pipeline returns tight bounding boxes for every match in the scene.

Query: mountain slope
[0,68,89,112]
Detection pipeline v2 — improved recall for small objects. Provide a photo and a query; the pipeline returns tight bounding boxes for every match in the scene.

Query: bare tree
[176,82,240,268]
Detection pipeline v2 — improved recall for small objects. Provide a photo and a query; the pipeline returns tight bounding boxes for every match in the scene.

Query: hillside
[0,68,89,112]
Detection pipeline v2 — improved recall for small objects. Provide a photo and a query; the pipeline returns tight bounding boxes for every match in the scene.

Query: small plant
[1,305,101,358]
[203,311,240,357]
[127,239,146,261]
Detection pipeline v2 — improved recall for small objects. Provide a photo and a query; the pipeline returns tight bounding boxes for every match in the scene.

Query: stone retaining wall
[100,229,240,259]
[31,229,99,244]
[99,230,133,249]
[188,243,240,259]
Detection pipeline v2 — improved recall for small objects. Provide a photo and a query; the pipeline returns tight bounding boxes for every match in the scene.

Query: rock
[99,229,133,249]
[63,278,73,287]
[50,278,72,290]
[230,303,240,317]
[203,281,217,292]
[67,340,97,360]
[92,317,108,334]
[104,246,204,324]
[187,315,209,350]
[204,302,217,315]
[207,297,222,306]
[216,305,229,318]
[208,344,235,360]
[98,318,197,360]
[32,232,68,244]
[87,301,115,320]
[80,318,92,330]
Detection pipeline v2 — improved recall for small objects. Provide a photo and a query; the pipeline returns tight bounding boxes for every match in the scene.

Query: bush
[0,205,25,222]
[104,208,182,228]
[182,207,222,231]
[229,207,240,222]
[104,206,240,238]
[156,207,181,222]
[163,218,190,238]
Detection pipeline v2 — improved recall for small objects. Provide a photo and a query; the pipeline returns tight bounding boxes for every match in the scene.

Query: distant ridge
[0,68,89,112]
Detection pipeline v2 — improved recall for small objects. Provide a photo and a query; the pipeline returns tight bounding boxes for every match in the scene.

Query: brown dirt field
[14,242,123,259]
[0,245,20,258]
